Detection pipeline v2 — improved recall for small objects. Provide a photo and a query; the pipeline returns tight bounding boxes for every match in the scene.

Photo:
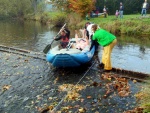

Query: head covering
[85,22,91,29]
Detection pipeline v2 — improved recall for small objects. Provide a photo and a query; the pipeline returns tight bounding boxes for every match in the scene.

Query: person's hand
[60,28,65,32]
[75,30,77,34]
[75,33,78,39]
[85,36,88,39]
[54,37,56,39]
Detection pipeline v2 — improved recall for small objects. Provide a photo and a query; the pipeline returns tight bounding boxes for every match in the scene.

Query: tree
[0,0,32,17]
[96,0,144,15]
[31,0,45,15]
[68,0,96,18]
[47,0,70,12]
[0,0,11,16]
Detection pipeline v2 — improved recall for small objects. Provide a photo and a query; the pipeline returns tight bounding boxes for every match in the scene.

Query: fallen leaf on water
[91,82,99,87]
[118,90,130,97]
[56,111,61,113]
[133,79,137,83]
[48,97,53,100]
[103,95,107,99]
[61,106,69,111]
[54,77,59,84]
[24,59,28,62]
[80,98,84,102]
[66,91,80,100]
[78,107,86,113]
[87,96,92,99]
[36,95,42,100]
[58,84,85,101]
[123,107,144,113]
[74,105,80,108]
[37,107,42,112]
[40,105,54,113]
[2,85,11,91]
[95,111,100,113]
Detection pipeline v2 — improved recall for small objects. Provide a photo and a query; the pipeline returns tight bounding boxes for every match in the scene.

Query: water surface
[0,20,150,74]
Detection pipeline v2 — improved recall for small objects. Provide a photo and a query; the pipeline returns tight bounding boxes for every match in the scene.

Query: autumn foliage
[68,0,96,18]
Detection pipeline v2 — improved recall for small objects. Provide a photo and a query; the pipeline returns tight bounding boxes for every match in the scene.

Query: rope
[51,60,96,112]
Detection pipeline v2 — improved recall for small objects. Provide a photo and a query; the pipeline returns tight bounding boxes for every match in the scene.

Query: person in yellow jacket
[91,24,117,71]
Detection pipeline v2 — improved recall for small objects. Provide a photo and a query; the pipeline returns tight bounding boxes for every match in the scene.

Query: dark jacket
[55,29,70,41]
[146,3,149,9]
[119,5,124,11]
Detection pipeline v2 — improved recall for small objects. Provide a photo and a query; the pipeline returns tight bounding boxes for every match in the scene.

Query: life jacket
[61,36,69,42]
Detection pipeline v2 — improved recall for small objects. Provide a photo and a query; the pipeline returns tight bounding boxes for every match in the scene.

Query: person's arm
[80,29,86,38]
[86,30,89,39]
[90,40,97,50]
[64,29,70,38]
[90,33,99,50]
[80,28,86,39]
[75,33,79,43]
[54,35,61,41]
[85,36,89,45]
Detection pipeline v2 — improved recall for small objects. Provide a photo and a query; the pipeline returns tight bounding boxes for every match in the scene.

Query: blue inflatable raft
[46,38,95,67]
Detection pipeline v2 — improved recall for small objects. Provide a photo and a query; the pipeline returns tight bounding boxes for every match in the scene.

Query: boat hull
[46,46,95,67]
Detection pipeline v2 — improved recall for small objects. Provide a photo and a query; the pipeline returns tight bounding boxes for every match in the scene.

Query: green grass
[24,12,150,36]
[80,14,150,36]
[136,79,150,113]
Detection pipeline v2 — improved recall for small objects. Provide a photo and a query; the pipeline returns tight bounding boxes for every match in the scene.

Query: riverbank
[89,14,150,36]
[24,12,150,36]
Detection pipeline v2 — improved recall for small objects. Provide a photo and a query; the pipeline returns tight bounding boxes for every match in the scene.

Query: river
[0,20,150,74]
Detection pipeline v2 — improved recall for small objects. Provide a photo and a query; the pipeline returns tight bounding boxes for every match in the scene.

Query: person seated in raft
[72,32,89,51]
[54,28,70,49]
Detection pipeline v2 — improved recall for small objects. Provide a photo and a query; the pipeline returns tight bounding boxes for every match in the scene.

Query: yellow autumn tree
[68,0,96,18]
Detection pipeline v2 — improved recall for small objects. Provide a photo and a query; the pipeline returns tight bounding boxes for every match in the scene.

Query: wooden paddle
[43,23,66,54]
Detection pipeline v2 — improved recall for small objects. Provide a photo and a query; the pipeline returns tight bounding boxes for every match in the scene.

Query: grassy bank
[24,11,67,27]
[33,12,150,36]
[135,79,150,113]
[77,14,150,36]
[24,12,150,36]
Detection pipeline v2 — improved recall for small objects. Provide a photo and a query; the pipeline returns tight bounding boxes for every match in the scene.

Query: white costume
[87,24,94,40]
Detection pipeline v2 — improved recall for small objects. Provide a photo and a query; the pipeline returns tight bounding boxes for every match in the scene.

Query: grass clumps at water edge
[135,78,150,113]
[88,14,150,36]
[24,13,150,36]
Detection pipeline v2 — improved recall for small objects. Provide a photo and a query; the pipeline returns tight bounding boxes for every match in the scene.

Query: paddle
[43,23,66,54]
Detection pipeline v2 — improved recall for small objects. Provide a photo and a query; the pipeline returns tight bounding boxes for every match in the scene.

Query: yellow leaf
[2,85,11,91]
[87,96,92,99]
[78,107,86,112]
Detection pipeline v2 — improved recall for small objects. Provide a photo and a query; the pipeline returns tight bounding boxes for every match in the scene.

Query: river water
[0,20,150,74]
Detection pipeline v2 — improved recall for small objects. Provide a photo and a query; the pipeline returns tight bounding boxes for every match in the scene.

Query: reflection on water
[0,20,150,74]
[0,20,59,51]
[111,44,150,74]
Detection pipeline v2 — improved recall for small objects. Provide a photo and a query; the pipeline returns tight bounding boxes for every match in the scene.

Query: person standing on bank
[119,2,124,19]
[103,6,108,18]
[141,0,149,16]
[115,10,119,18]
[91,24,117,71]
